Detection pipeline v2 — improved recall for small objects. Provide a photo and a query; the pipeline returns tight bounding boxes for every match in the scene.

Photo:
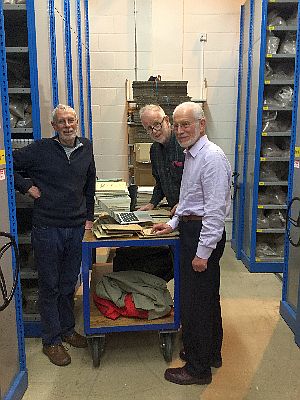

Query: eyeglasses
[172,121,194,132]
[56,118,76,126]
[144,116,165,134]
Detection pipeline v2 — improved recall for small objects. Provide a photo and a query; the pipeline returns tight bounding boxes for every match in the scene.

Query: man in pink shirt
[153,101,231,385]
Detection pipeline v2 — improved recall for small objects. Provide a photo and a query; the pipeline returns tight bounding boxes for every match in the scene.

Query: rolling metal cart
[81,230,180,367]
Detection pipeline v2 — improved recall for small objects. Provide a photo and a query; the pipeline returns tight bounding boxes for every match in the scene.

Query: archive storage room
[0,0,299,399]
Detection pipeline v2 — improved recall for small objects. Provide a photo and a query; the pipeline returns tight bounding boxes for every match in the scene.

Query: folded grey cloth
[95,270,173,319]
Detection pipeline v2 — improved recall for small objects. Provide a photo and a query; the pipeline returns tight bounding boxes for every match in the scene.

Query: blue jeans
[31,225,85,345]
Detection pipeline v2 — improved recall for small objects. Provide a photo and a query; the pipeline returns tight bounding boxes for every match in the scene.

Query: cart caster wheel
[91,336,105,368]
[159,332,173,362]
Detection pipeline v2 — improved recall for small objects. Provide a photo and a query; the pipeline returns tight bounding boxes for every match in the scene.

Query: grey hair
[139,104,166,119]
[173,101,205,120]
[51,104,77,122]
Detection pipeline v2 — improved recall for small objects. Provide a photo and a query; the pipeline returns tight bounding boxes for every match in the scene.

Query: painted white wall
[89,0,243,182]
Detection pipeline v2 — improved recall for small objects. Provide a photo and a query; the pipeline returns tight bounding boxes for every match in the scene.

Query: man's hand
[192,256,208,272]
[138,203,155,211]
[27,186,41,199]
[170,203,178,217]
[151,223,173,235]
[85,220,93,230]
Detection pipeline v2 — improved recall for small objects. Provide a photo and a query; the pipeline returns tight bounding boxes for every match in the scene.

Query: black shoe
[179,349,222,368]
[164,366,212,385]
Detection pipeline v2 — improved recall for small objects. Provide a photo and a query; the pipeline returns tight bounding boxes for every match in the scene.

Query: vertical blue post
[76,0,85,137]
[48,0,59,108]
[64,0,74,108]
[26,0,41,140]
[85,0,93,142]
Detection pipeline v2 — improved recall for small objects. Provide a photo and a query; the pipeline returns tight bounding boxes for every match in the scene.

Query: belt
[179,215,203,222]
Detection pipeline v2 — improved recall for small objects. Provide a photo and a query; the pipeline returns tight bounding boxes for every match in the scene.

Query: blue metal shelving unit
[0,2,28,398]
[280,13,300,340]
[232,0,300,273]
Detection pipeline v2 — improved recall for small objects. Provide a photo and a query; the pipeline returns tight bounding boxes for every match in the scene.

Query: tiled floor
[22,245,300,400]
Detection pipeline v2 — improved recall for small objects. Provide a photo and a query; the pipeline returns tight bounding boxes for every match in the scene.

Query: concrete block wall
[89,0,244,236]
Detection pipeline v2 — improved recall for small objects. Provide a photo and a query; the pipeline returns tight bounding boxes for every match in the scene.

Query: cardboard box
[134,164,155,186]
[134,142,152,163]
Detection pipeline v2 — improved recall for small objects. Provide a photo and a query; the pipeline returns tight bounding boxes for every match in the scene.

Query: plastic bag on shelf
[266,33,280,54]
[262,111,277,131]
[3,0,15,4]
[286,11,298,26]
[16,112,33,128]
[269,86,294,107]
[278,32,297,54]
[267,10,286,26]
[257,210,270,229]
[265,61,273,79]
[269,187,286,205]
[259,163,279,181]
[261,138,283,157]
[22,287,39,314]
[9,96,26,119]
[258,190,271,204]
[262,111,291,132]
[10,112,18,128]
[271,63,294,80]
[276,136,290,156]
[271,235,285,257]
[274,86,294,107]
[275,161,289,181]
[256,241,277,258]
[268,210,286,228]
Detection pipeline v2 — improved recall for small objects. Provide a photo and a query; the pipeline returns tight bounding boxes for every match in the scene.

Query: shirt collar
[184,134,208,158]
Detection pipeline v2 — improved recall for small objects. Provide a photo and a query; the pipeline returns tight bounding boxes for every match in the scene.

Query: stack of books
[94,180,131,216]
[93,223,143,240]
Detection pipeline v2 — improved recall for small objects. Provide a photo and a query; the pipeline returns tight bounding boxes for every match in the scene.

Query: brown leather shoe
[179,349,222,368]
[62,331,88,348]
[164,366,212,385]
[43,344,71,366]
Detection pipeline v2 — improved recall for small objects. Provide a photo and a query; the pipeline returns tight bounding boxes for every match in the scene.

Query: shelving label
[264,80,271,85]
[255,258,261,262]
[260,157,266,161]
[295,147,300,158]
[258,205,264,209]
[267,26,275,31]
[256,229,263,233]
[259,182,265,186]
[262,132,268,136]
[266,54,273,58]
[263,106,269,110]
[0,149,5,165]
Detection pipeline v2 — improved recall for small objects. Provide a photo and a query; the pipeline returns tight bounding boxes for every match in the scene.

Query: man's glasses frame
[144,116,165,134]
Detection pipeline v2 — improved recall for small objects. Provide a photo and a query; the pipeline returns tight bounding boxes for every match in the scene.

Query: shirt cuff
[168,215,179,230]
[196,244,213,260]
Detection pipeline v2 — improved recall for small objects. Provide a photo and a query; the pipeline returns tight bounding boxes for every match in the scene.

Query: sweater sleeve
[149,145,165,207]
[13,144,36,194]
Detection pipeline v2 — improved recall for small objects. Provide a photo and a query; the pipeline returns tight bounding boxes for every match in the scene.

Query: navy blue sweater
[13,136,96,227]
